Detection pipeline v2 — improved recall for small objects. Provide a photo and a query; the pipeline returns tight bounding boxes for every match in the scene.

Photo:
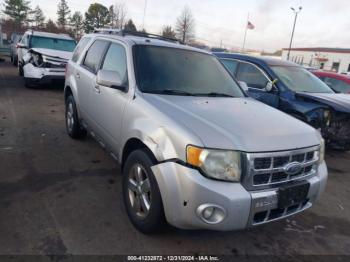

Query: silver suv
[64,30,328,234]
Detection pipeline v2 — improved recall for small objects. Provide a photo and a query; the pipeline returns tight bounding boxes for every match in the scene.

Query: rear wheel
[24,78,34,88]
[123,149,165,234]
[65,95,87,139]
[18,62,23,76]
[13,56,18,66]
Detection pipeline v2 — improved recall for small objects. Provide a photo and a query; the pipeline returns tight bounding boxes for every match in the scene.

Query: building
[281,47,350,73]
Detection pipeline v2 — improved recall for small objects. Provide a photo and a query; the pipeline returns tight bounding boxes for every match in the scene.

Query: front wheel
[123,149,165,234]
[18,62,24,76]
[65,95,87,139]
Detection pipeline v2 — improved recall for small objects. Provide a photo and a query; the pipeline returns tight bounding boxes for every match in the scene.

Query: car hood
[30,48,73,60]
[297,92,350,113]
[143,94,321,152]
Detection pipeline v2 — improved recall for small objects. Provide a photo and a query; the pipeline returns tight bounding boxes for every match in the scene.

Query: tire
[13,56,18,66]
[65,95,87,139]
[24,78,34,88]
[123,149,165,234]
[18,62,24,76]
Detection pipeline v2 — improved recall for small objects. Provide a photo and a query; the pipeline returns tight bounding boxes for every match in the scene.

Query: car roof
[313,71,350,82]
[25,30,74,40]
[85,33,211,55]
[214,52,299,67]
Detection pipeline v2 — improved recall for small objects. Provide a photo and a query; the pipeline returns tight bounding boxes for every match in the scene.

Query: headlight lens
[187,146,241,182]
[323,109,331,126]
[319,138,325,163]
[32,53,43,67]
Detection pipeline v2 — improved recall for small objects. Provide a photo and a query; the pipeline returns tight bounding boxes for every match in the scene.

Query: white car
[17,30,76,88]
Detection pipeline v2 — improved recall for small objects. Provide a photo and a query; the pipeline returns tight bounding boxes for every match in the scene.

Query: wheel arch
[121,138,158,172]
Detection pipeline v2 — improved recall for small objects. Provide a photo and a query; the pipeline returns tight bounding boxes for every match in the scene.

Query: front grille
[253,200,310,225]
[244,146,319,190]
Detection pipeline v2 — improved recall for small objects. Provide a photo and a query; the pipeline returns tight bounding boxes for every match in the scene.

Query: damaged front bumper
[22,49,67,84]
[151,161,327,231]
[23,63,65,83]
[323,114,350,150]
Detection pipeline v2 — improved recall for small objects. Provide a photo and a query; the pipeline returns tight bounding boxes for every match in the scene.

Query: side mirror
[16,43,28,49]
[96,69,127,92]
[265,79,278,92]
[238,81,249,91]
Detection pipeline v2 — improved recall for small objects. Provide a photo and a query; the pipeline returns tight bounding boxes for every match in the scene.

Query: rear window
[72,37,91,63]
[82,40,109,73]
[30,36,76,52]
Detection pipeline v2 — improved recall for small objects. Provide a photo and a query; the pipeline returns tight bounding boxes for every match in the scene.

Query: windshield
[30,36,76,52]
[271,65,334,93]
[134,46,244,97]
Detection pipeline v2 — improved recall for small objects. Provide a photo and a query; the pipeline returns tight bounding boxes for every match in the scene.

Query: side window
[236,62,269,90]
[324,77,350,93]
[101,43,128,86]
[221,59,239,76]
[72,37,91,63]
[21,34,29,46]
[82,40,109,73]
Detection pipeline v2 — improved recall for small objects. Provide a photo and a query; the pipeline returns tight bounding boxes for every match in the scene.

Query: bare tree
[110,2,127,29]
[175,6,195,43]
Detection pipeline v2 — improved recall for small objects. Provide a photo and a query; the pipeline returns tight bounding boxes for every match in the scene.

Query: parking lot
[0,58,350,257]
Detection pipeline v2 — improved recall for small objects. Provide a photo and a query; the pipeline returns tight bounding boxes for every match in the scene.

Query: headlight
[186,145,241,182]
[323,109,331,126]
[32,53,43,67]
[319,138,325,163]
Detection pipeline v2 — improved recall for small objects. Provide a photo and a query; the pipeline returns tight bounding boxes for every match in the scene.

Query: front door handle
[76,73,80,79]
[94,85,101,94]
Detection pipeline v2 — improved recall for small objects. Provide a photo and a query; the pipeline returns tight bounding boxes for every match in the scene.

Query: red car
[313,71,350,94]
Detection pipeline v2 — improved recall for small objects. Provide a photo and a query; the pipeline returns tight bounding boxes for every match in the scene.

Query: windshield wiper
[143,89,195,96]
[194,92,235,97]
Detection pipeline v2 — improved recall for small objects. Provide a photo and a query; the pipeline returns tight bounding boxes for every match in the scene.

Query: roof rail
[93,28,183,44]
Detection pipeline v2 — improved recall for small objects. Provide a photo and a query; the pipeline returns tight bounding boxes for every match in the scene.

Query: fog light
[196,204,226,224]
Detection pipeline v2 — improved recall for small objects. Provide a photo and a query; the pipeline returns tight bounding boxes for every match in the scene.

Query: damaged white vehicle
[17,31,76,88]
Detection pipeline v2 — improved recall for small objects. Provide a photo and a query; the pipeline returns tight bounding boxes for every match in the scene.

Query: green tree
[45,19,59,33]
[57,0,71,29]
[70,11,84,39]
[33,5,45,28]
[84,3,110,33]
[124,19,137,32]
[162,26,176,39]
[3,0,31,28]
[175,6,195,43]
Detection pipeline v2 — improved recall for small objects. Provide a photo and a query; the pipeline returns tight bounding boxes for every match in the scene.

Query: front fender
[119,98,204,163]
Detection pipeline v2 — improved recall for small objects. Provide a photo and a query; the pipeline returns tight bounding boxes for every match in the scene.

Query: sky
[1,0,350,52]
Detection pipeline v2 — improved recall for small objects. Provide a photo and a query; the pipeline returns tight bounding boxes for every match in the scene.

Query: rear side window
[324,77,350,93]
[221,59,239,76]
[82,40,109,74]
[101,43,128,86]
[72,37,91,63]
[236,62,269,89]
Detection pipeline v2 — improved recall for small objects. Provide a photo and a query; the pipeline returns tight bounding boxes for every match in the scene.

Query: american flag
[247,21,255,30]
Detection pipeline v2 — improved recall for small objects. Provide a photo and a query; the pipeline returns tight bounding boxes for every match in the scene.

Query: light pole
[142,0,148,31]
[287,6,302,61]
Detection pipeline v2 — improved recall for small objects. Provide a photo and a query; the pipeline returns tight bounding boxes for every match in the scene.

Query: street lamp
[142,0,148,30]
[287,6,302,61]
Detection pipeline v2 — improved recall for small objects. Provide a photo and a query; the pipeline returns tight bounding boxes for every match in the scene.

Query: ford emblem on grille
[284,162,303,176]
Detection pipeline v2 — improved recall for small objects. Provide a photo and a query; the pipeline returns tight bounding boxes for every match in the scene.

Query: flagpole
[242,13,249,53]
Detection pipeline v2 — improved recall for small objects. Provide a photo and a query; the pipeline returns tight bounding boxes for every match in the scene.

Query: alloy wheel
[127,164,152,219]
